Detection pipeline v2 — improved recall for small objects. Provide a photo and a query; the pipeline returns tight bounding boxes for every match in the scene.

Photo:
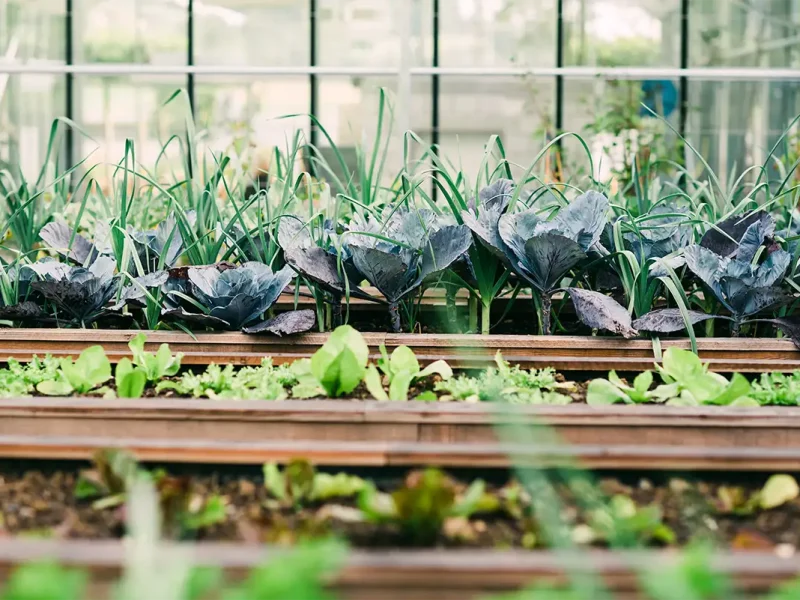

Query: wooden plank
[1,433,800,470]
[0,331,798,371]
[0,540,792,600]
[2,399,800,449]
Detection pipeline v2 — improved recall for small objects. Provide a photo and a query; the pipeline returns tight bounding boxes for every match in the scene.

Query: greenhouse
[0,1,800,599]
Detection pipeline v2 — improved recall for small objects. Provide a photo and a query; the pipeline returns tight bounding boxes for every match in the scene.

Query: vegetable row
[5,325,800,406]
[3,158,800,341]
[7,448,800,554]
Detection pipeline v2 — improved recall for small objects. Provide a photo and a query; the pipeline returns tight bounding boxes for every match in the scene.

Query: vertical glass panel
[318,0,431,66]
[195,75,310,163]
[690,0,800,68]
[686,80,800,180]
[438,76,555,179]
[0,1,66,174]
[562,77,682,182]
[563,0,681,66]
[438,0,557,67]
[73,0,187,65]
[195,0,309,66]
[73,76,186,181]
[689,0,800,178]
[315,77,432,185]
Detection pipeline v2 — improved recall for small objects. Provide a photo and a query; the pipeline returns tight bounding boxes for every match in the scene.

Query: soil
[1,469,798,552]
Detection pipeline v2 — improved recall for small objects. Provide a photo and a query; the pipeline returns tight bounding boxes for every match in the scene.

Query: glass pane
[73,76,186,179]
[196,0,308,66]
[562,77,682,182]
[438,76,555,179]
[690,0,800,68]
[686,81,800,180]
[317,0,431,67]
[195,76,310,163]
[564,0,681,66]
[73,0,187,65]
[438,0,557,67]
[0,75,65,177]
[315,77,432,183]
[1,1,66,174]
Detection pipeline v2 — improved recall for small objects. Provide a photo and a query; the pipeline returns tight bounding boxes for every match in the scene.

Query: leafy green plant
[750,372,800,406]
[156,359,292,400]
[0,561,87,600]
[577,494,675,548]
[264,459,366,508]
[364,345,452,401]
[435,351,574,404]
[74,449,226,537]
[221,538,346,600]
[587,348,755,407]
[128,333,183,383]
[115,358,147,399]
[358,467,488,545]
[292,325,369,398]
[680,212,791,336]
[0,356,61,397]
[36,346,112,396]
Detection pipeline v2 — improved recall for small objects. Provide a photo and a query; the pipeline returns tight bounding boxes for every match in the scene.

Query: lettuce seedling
[582,494,675,547]
[115,358,147,399]
[435,351,574,404]
[358,468,487,545]
[36,345,111,396]
[128,333,182,382]
[292,325,368,398]
[364,344,452,401]
[264,459,366,508]
[587,348,756,407]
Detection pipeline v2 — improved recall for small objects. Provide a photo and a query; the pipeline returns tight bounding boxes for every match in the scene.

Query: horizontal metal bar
[1,63,800,81]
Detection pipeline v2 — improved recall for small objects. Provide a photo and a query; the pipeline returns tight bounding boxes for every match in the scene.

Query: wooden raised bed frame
[0,330,799,372]
[3,399,800,450]
[1,432,800,471]
[0,539,794,600]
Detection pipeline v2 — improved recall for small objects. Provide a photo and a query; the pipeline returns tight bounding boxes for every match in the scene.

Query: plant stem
[731,319,741,337]
[331,293,343,328]
[481,300,491,335]
[541,293,552,335]
[445,289,458,331]
[468,294,478,332]
[388,302,402,333]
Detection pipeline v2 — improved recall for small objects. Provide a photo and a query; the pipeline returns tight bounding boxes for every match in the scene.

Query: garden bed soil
[2,468,799,553]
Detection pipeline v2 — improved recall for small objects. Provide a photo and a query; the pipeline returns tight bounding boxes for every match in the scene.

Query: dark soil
[2,469,798,551]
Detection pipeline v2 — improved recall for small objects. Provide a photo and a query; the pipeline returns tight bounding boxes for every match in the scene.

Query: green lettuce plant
[128,333,183,382]
[115,358,147,398]
[587,348,755,407]
[36,346,112,396]
[364,344,452,401]
[357,467,488,545]
[292,325,368,398]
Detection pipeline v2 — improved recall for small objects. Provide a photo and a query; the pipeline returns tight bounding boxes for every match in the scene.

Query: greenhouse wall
[1,0,799,185]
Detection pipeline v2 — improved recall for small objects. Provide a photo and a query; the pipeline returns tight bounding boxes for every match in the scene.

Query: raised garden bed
[3,434,800,470]
[1,330,799,371]
[3,399,800,449]
[0,540,795,600]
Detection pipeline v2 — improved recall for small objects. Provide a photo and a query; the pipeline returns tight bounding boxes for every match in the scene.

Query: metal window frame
[64,0,73,170]
[39,1,800,173]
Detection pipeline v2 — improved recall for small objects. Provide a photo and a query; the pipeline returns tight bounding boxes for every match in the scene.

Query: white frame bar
[0,64,799,81]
